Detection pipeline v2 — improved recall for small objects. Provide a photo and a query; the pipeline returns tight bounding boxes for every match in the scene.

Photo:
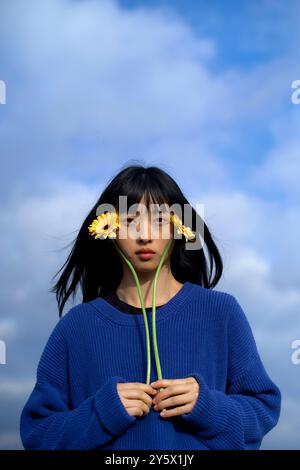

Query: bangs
[114,173,172,216]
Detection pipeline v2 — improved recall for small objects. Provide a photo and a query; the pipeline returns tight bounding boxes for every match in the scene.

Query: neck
[116,263,183,308]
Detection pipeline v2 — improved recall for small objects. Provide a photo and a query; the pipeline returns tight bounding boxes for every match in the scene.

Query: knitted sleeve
[176,295,281,450]
[19,313,136,450]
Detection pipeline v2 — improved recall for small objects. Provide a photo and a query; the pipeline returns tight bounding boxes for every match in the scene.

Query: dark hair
[50,163,223,317]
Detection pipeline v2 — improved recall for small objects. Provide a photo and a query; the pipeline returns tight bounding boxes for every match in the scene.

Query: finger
[126,401,149,416]
[151,377,195,388]
[126,398,150,414]
[153,392,193,411]
[124,398,147,410]
[139,383,158,395]
[137,382,157,395]
[124,389,155,407]
[123,382,157,395]
[140,392,155,407]
[160,403,193,418]
[153,383,191,404]
[125,406,144,417]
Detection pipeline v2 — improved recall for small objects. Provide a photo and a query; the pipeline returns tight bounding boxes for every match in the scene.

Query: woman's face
[115,200,175,272]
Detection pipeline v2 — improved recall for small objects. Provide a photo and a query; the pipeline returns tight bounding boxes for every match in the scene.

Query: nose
[137,216,152,241]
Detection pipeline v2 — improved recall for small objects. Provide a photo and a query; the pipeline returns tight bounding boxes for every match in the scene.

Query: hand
[150,377,199,418]
[117,382,157,418]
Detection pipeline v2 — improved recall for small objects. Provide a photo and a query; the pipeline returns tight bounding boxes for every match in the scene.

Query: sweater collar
[90,281,196,326]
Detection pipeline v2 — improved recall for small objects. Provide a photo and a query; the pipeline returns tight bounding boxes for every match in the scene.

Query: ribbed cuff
[95,376,136,436]
[176,372,218,431]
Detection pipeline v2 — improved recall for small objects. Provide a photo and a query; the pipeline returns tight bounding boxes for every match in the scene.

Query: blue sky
[0,0,300,449]
[120,0,297,65]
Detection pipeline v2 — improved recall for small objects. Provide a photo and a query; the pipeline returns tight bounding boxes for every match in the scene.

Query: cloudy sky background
[0,0,299,449]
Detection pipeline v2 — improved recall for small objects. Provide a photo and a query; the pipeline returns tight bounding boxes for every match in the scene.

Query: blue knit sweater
[19,282,281,450]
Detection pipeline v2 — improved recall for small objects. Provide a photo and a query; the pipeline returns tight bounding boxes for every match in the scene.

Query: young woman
[19,164,281,450]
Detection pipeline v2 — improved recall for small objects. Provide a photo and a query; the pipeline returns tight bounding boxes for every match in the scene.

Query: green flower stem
[112,238,174,392]
[151,238,173,396]
[113,240,151,384]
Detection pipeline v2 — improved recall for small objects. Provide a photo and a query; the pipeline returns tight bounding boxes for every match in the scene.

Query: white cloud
[0,319,17,338]
[0,180,101,306]
[0,432,23,450]
[251,119,300,199]
[0,378,34,397]
[263,395,300,450]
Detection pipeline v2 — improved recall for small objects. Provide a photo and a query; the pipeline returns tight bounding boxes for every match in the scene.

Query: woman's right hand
[117,382,158,417]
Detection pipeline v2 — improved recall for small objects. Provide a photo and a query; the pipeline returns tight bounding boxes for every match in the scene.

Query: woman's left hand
[150,377,200,418]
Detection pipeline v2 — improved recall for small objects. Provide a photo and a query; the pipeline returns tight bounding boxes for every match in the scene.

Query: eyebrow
[127,212,167,216]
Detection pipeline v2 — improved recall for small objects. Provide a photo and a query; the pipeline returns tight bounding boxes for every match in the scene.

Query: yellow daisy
[170,213,196,242]
[88,211,120,239]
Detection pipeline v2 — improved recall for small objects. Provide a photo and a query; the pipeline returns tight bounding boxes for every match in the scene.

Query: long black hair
[50,163,223,317]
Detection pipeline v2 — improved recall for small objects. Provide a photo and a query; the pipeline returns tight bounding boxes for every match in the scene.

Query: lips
[136,252,155,260]
[136,249,155,254]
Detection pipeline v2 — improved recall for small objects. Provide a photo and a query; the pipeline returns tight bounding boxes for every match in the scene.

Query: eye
[153,215,168,224]
[126,217,136,225]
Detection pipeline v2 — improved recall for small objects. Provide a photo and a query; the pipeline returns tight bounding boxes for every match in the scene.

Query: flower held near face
[170,213,196,242]
[88,211,120,239]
